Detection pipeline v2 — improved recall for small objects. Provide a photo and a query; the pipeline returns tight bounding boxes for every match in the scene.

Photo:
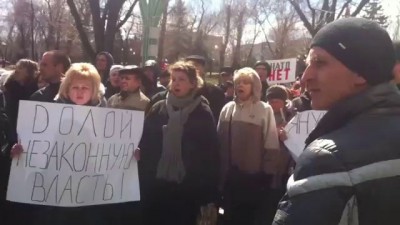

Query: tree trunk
[30,0,35,60]
[103,0,125,55]
[67,0,96,60]
[219,4,231,67]
[232,9,245,68]
[157,0,169,63]
[88,0,105,53]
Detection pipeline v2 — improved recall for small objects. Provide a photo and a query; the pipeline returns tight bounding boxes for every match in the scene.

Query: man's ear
[55,63,64,74]
[393,63,400,83]
[353,72,367,86]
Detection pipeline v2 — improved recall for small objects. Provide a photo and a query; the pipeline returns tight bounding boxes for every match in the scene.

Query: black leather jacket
[274,83,400,225]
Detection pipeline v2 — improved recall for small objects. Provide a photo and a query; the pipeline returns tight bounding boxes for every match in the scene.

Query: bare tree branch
[289,0,315,36]
[336,0,352,19]
[351,0,370,17]
[306,0,316,28]
[196,0,206,32]
[219,3,232,66]
[328,0,338,22]
[66,0,95,59]
[317,0,329,26]
[158,0,170,62]
[116,0,139,29]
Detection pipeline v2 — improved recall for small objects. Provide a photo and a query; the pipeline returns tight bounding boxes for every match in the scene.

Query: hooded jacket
[217,70,280,185]
[273,83,400,225]
[96,52,114,85]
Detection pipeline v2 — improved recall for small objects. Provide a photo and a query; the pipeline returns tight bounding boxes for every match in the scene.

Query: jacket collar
[305,82,400,146]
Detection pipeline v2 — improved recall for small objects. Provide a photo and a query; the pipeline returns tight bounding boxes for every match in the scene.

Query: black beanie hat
[393,41,400,62]
[310,18,395,85]
[254,61,272,74]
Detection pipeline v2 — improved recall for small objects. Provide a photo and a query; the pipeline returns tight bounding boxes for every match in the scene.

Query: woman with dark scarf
[139,61,220,225]
[95,51,114,86]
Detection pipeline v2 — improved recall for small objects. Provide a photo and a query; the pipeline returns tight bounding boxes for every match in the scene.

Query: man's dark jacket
[273,83,400,225]
[30,82,60,102]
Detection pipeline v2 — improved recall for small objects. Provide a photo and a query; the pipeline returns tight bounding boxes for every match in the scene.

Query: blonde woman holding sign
[11,63,105,157]
[10,63,109,225]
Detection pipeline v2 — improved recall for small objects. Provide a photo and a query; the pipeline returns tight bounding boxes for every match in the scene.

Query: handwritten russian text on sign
[266,58,297,85]
[7,101,144,207]
[284,110,326,162]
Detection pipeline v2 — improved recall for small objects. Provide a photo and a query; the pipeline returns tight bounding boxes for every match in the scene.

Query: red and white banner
[266,58,297,84]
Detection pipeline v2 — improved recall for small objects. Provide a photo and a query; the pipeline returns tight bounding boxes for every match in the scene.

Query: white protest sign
[266,58,297,85]
[7,100,144,207]
[284,110,326,162]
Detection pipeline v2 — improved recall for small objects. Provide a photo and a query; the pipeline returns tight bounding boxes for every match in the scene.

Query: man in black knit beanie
[273,17,400,225]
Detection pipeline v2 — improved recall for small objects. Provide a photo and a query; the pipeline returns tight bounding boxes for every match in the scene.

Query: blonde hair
[233,67,262,101]
[168,61,204,90]
[58,63,101,104]
[233,67,258,81]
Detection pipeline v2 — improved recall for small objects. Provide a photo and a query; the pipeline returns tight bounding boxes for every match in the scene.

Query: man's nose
[301,65,315,84]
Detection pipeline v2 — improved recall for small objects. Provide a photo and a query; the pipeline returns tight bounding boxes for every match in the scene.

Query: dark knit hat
[185,55,206,66]
[254,61,272,76]
[393,41,400,61]
[310,18,395,85]
[266,85,288,102]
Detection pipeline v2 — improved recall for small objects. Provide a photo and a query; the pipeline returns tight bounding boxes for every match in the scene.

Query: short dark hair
[254,61,272,75]
[220,66,234,75]
[159,70,170,78]
[47,50,71,73]
[225,80,234,87]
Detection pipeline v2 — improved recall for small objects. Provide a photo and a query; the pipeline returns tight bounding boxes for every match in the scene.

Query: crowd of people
[0,17,399,225]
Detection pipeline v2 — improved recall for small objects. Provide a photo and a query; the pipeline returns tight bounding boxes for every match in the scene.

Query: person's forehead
[41,53,54,65]
[171,70,188,77]
[120,73,135,77]
[255,65,266,69]
[41,53,53,61]
[120,73,139,79]
[235,75,252,82]
[97,55,107,61]
[307,47,333,60]
[71,77,92,84]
